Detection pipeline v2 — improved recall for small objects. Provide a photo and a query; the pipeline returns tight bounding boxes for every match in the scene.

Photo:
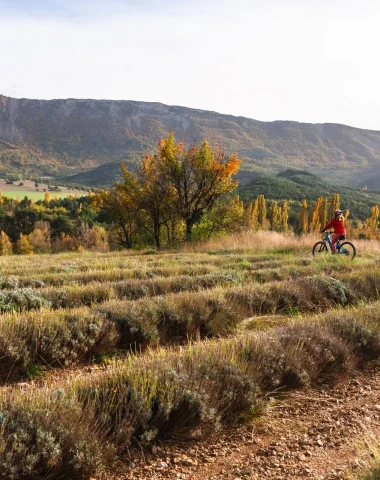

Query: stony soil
[110,362,380,480]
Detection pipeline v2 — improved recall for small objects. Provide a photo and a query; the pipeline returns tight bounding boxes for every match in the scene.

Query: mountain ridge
[1,94,380,188]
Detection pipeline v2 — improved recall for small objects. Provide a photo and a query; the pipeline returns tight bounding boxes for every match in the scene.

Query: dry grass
[188,231,320,252]
[188,230,380,254]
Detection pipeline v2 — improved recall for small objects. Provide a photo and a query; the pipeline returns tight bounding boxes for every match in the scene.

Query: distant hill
[239,169,380,221]
[60,160,129,187]
[2,94,380,188]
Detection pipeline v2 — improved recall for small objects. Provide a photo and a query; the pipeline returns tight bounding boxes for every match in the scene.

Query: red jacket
[324,218,346,234]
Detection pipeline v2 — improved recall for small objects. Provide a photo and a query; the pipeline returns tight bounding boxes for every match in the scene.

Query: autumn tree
[365,205,379,236]
[299,199,308,233]
[0,231,12,255]
[44,191,51,206]
[200,195,244,239]
[319,197,328,230]
[134,156,175,249]
[92,172,139,249]
[245,199,259,231]
[77,223,109,252]
[330,193,340,219]
[257,195,267,229]
[281,201,289,232]
[28,221,52,253]
[158,133,240,241]
[15,233,33,255]
[269,201,279,231]
[310,198,322,232]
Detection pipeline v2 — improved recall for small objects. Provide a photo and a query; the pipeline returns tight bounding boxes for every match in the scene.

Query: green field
[2,190,83,200]
[0,233,379,478]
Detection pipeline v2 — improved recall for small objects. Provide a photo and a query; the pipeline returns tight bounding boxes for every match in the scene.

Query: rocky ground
[110,362,380,480]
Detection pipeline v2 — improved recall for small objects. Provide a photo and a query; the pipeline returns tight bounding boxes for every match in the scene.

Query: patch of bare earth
[110,362,380,480]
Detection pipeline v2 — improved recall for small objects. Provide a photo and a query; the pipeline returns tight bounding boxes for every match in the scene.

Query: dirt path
[114,362,380,480]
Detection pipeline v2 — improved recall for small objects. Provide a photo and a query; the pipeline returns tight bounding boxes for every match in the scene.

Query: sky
[1,0,380,130]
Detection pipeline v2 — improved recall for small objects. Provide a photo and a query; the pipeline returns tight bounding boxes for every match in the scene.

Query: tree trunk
[185,219,193,242]
[154,222,161,249]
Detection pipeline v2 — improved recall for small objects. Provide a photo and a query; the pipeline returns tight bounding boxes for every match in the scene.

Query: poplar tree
[245,200,259,231]
[15,234,33,255]
[366,205,380,234]
[44,191,51,205]
[310,198,322,232]
[319,197,328,230]
[270,201,279,231]
[299,199,308,233]
[281,201,289,232]
[330,193,340,219]
[257,194,267,229]
[0,231,12,255]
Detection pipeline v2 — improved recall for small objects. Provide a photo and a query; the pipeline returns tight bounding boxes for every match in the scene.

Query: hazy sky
[1,0,379,129]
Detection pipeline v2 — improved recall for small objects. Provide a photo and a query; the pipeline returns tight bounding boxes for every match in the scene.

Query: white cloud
[1,0,380,129]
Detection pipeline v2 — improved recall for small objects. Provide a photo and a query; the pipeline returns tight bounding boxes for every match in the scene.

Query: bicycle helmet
[334,209,343,216]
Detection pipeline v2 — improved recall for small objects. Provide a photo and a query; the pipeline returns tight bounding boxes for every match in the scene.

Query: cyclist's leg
[331,233,340,254]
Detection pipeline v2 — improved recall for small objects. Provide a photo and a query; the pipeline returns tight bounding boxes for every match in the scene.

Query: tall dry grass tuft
[188,230,380,254]
[188,230,319,252]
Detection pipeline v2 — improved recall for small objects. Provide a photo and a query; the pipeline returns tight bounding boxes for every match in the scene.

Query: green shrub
[0,289,50,312]
[0,309,119,379]
[0,398,108,479]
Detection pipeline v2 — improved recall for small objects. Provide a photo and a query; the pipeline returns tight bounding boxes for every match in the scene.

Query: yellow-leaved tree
[155,133,240,242]
[330,193,340,219]
[245,199,259,231]
[281,201,289,232]
[92,169,139,249]
[93,133,240,246]
[15,234,33,255]
[28,221,52,253]
[299,199,308,233]
[0,231,12,255]
[365,205,380,238]
[257,194,267,229]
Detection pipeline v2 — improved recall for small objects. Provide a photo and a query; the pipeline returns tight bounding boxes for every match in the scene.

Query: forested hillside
[239,169,380,221]
[2,94,380,188]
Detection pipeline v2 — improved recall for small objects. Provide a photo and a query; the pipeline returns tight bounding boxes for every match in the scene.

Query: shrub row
[0,309,119,379]
[0,256,372,313]
[1,308,380,479]
[0,272,380,380]
[97,273,379,348]
[0,253,329,287]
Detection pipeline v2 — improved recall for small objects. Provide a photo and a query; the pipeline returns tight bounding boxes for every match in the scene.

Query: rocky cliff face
[1,94,380,187]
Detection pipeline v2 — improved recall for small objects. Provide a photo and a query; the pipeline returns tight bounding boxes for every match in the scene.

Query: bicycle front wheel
[339,242,356,260]
[312,241,328,257]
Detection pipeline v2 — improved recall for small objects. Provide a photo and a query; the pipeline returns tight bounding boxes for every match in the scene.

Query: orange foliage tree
[93,133,240,246]
[157,133,240,241]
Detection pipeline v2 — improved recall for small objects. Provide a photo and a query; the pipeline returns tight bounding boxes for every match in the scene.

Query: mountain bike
[312,232,356,260]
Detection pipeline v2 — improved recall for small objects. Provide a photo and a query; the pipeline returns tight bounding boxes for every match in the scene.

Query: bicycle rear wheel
[312,241,328,257]
[338,242,356,260]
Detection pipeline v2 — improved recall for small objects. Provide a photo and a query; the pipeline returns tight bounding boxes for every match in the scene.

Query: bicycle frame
[323,233,333,251]
[322,232,346,254]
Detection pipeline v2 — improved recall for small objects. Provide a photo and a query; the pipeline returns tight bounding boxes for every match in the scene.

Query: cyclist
[321,209,346,254]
